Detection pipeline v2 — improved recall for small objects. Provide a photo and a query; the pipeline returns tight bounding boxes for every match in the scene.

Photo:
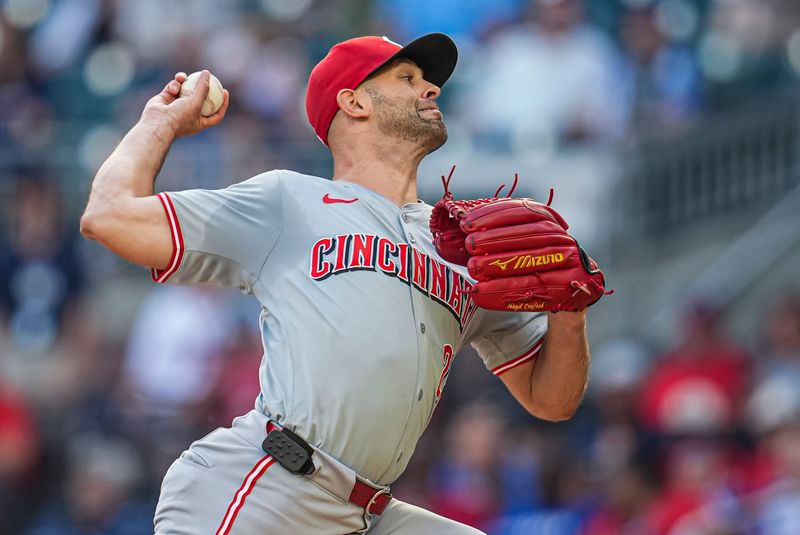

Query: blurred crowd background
[1,0,800,533]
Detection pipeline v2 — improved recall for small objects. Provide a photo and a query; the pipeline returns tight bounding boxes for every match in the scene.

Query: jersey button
[402,214,409,223]
[420,323,426,333]
[417,389,423,401]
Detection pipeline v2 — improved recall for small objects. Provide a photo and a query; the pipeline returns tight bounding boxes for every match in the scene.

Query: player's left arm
[498,310,588,422]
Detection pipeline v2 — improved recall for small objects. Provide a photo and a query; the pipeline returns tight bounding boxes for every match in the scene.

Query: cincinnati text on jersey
[309,234,479,328]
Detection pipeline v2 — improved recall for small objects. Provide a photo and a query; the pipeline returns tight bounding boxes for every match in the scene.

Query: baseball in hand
[180,71,225,117]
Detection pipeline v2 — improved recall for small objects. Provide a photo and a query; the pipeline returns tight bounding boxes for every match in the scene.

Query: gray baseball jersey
[152,169,546,485]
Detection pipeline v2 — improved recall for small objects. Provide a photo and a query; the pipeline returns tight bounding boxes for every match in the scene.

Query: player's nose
[421,81,441,100]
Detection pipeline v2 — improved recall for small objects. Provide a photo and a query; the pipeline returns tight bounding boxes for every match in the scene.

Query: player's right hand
[140,70,230,139]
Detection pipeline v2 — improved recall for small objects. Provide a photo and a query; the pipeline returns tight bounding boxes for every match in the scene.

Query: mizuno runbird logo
[489,256,518,271]
[323,194,358,204]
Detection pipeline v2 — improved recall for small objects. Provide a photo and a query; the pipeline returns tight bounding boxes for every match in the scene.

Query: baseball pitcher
[81,33,608,534]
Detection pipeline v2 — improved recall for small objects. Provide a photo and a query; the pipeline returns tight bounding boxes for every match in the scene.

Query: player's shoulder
[227,169,333,195]
[272,171,389,207]
[224,169,283,190]
[271,169,328,185]
[265,169,337,194]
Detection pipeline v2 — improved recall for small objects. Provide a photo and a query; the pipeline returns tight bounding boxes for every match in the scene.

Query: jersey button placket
[387,211,427,480]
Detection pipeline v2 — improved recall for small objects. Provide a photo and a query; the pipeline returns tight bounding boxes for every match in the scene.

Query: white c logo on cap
[382,36,402,48]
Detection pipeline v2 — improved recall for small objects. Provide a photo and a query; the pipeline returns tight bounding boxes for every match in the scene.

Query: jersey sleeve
[151,170,284,292]
[463,310,547,377]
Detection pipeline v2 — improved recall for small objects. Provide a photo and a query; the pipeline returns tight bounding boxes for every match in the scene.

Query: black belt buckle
[262,427,315,476]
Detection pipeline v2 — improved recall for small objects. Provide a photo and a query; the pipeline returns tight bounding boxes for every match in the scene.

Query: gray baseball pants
[153,410,485,534]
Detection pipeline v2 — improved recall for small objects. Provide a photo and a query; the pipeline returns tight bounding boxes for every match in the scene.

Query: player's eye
[400,74,413,82]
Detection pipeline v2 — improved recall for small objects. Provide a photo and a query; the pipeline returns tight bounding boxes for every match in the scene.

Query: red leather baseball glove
[429,171,611,313]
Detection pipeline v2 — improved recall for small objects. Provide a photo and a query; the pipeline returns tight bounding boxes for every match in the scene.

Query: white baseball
[180,71,225,117]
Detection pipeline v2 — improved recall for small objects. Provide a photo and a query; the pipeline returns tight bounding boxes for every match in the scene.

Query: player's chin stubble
[366,88,447,153]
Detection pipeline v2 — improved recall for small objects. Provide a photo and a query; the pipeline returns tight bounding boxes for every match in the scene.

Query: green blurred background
[1,0,800,533]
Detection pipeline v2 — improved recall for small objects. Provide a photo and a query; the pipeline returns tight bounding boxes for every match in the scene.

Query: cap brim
[371,33,458,88]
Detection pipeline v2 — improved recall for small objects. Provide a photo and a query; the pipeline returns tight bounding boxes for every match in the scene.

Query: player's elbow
[79,210,98,241]
[79,202,114,242]
[531,406,578,422]
[526,397,581,422]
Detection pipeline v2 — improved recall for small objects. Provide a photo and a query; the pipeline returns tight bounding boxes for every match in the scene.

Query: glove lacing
[440,165,457,200]
[570,280,615,300]
[439,165,513,222]
[440,165,557,209]
[493,172,520,198]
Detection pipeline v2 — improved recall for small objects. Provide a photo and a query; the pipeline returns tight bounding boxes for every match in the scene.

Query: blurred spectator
[110,0,236,70]
[459,0,628,152]
[0,16,26,85]
[745,291,800,434]
[583,463,656,535]
[28,0,104,77]
[26,434,152,535]
[428,402,505,530]
[581,338,656,535]
[118,285,237,483]
[1,295,117,432]
[750,423,800,535]
[496,428,543,517]
[121,285,232,416]
[234,36,310,128]
[0,174,84,354]
[757,290,800,369]
[701,0,800,108]
[740,290,800,534]
[0,382,41,535]
[588,336,649,406]
[583,337,650,478]
[639,298,750,435]
[618,6,703,136]
[489,438,587,535]
[646,438,746,535]
[202,320,263,427]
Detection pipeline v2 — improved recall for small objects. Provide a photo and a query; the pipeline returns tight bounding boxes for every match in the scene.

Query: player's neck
[332,146,422,207]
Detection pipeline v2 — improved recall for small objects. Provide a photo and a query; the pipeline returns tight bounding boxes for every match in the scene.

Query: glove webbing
[439,164,555,209]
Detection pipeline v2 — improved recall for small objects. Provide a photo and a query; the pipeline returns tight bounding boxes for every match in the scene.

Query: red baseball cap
[306,33,458,146]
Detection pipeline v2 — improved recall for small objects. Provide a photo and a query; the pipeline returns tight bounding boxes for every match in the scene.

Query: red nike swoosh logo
[322,194,358,204]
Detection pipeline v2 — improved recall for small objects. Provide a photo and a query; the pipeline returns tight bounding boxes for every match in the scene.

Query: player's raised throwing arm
[80,71,230,269]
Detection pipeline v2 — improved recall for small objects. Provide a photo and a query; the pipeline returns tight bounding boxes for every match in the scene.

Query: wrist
[547,309,587,327]
[138,111,178,143]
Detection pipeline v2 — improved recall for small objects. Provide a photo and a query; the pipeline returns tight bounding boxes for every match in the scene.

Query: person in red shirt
[639,298,750,435]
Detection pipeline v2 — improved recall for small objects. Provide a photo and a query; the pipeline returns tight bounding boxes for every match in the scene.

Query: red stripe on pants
[216,455,275,535]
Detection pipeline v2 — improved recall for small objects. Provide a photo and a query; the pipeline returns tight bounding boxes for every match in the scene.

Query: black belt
[263,421,392,516]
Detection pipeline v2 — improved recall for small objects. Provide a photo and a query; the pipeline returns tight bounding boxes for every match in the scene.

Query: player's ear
[336,88,371,119]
